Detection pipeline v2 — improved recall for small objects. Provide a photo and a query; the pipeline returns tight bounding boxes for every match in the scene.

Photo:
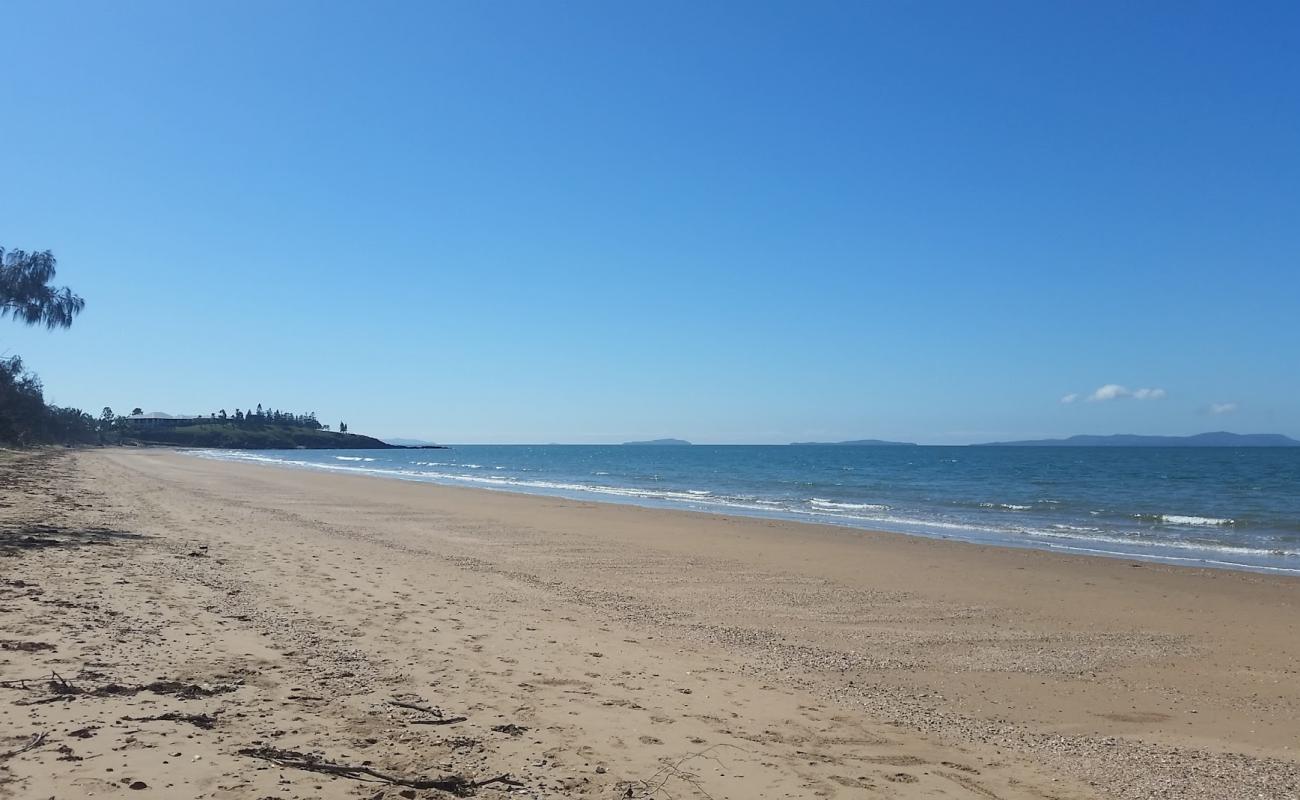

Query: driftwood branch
[0,731,48,760]
[238,747,521,795]
[411,716,469,725]
[390,698,445,716]
[0,677,52,689]
[389,697,467,724]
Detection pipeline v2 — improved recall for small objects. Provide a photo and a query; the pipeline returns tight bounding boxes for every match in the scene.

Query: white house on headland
[122,412,209,428]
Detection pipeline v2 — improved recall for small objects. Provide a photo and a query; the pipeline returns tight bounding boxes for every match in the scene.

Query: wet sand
[1,448,1297,799]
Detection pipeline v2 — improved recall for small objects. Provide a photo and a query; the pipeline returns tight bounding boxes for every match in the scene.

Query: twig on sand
[0,677,54,690]
[0,731,48,760]
[411,716,469,725]
[50,671,79,694]
[3,672,81,705]
[390,697,468,724]
[237,747,522,795]
[390,698,445,716]
[620,744,746,800]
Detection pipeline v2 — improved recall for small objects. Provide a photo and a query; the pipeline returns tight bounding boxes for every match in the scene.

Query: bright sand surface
[2,449,1298,799]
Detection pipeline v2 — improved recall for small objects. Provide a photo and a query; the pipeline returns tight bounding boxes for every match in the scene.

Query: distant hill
[127,424,402,450]
[623,438,692,446]
[975,432,1300,447]
[790,439,917,446]
[383,437,447,448]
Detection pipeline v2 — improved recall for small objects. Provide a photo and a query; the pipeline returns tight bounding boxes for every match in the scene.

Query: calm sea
[192,445,1300,574]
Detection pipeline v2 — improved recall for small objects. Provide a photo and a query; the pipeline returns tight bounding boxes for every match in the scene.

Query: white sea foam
[810,498,890,512]
[334,456,375,462]
[1027,526,1293,558]
[1162,514,1234,526]
[1029,541,1300,574]
[1049,523,1105,534]
[979,502,1032,511]
[1134,513,1235,526]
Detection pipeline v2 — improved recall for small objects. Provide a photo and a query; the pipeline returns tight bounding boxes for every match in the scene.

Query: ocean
[191,445,1300,574]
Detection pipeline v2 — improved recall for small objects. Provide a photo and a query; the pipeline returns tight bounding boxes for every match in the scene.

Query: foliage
[128,424,391,450]
[0,356,97,445]
[0,246,93,446]
[145,406,326,430]
[0,248,85,329]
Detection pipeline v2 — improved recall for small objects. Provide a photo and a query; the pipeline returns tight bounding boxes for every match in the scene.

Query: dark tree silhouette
[131,407,144,415]
[0,248,85,329]
[0,248,93,445]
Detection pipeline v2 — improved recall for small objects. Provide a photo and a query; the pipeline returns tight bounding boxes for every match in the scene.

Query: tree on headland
[0,248,85,330]
[339,421,348,434]
[132,407,143,416]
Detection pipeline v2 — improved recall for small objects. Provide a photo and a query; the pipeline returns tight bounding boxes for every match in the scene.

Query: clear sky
[3,1,1297,444]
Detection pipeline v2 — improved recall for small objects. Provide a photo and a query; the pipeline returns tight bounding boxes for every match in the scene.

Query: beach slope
[1,449,1297,799]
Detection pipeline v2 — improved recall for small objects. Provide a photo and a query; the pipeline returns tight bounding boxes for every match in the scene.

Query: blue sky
[3,1,1297,444]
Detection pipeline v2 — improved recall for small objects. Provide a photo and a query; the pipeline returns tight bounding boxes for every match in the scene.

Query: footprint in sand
[829,775,874,788]
[864,755,927,766]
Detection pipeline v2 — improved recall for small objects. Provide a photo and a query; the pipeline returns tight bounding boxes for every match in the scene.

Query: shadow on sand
[0,522,147,556]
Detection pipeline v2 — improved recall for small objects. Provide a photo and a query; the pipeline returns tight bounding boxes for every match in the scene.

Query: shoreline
[3,449,1298,799]
[186,447,1300,576]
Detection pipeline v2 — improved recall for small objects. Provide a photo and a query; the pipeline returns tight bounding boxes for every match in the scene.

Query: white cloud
[1210,402,1238,415]
[1088,384,1130,402]
[1080,384,1167,403]
[1060,393,1079,404]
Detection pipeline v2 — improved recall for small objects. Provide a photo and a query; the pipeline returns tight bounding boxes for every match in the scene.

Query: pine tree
[0,248,85,329]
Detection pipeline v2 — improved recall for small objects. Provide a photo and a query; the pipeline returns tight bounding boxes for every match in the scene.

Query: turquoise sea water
[192,445,1300,574]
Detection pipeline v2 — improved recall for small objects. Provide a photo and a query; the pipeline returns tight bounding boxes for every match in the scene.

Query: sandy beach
[2,449,1298,799]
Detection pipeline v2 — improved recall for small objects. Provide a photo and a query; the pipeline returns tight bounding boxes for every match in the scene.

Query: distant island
[975,432,1300,447]
[383,437,444,447]
[623,438,692,446]
[790,439,917,446]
